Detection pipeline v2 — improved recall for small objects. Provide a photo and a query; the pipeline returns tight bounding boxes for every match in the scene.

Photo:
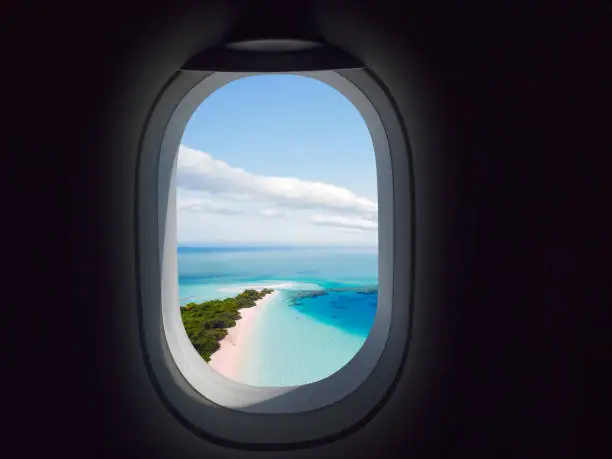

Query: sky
[176,74,378,247]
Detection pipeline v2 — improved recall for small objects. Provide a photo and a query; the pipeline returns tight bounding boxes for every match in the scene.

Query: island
[180,288,274,362]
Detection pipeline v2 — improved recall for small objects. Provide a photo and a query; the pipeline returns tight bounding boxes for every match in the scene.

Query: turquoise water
[178,246,378,386]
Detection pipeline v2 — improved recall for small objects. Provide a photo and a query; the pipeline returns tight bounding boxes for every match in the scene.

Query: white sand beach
[208,290,279,380]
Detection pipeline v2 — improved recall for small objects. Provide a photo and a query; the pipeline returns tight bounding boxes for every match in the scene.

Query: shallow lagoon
[178,246,378,386]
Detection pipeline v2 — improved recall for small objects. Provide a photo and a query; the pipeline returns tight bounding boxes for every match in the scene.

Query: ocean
[178,246,378,387]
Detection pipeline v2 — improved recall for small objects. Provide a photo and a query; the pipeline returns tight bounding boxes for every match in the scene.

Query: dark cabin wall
[4,1,606,458]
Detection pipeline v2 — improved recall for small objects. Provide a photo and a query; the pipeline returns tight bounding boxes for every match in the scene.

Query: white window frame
[137,69,413,447]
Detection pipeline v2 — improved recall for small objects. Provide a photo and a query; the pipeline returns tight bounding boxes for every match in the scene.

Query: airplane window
[138,67,410,445]
[175,75,378,387]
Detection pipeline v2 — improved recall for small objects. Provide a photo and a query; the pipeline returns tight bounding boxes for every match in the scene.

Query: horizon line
[177,242,378,249]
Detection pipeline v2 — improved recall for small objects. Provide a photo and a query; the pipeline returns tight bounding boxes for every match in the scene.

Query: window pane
[176,75,378,387]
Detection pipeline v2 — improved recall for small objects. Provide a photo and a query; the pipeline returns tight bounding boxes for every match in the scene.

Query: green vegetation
[180,288,274,362]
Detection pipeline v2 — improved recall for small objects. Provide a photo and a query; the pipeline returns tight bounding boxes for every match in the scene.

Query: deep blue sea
[178,246,378,386]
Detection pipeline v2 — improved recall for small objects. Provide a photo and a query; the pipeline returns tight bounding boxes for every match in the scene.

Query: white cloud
[260,209,285,218]
[177,211,377,246]
[310,214,378,231]
[335,227,377,235]
[175,146,379,244]
[177,194,241,215]
[176,145,378,222]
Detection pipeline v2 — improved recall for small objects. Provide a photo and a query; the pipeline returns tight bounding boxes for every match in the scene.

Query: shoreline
[208,290,279,380]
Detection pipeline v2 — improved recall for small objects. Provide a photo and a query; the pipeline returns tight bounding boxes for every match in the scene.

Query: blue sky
[176,74,378,246]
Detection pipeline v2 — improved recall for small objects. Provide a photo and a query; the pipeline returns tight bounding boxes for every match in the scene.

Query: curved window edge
[136,67,413,447]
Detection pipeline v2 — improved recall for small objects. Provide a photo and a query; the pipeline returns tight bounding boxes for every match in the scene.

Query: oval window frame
[137,68,413,447]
